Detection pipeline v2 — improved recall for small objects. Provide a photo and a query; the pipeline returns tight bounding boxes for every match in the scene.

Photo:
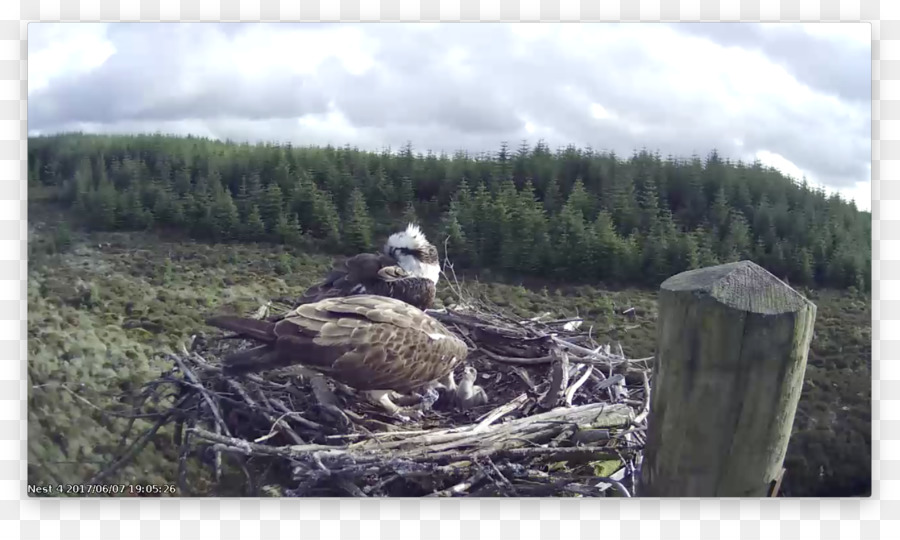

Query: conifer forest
[27,133,871,497]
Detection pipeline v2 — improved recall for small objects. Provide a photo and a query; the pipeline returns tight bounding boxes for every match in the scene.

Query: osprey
[206,294,467,419]
[296,223,441,311]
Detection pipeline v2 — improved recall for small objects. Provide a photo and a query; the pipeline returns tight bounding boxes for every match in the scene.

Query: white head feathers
[386,223,431,253]
[384,223,440,284]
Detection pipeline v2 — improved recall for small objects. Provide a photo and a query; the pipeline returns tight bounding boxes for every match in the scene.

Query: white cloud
[28,23,115,92]
[26,22,871,210]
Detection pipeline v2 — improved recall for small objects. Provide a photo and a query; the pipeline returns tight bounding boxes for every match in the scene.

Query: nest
[109,267,654,497]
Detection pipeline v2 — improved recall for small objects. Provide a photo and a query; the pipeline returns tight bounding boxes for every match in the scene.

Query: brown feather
[376,266,410,281]
[220,346,285,376]
[206,315,277,343]
[208,295,467,394]
[294,246,436,311]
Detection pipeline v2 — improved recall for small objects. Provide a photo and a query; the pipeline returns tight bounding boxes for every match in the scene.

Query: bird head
[384,223,440,284]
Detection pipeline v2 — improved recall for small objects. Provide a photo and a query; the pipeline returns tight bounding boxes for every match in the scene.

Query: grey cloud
[28,22,870,193]
[673,22,871,104]
[28,23,331,130]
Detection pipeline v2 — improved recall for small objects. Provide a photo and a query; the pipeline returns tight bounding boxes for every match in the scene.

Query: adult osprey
[206,294,467,419]
[296,223,441,311]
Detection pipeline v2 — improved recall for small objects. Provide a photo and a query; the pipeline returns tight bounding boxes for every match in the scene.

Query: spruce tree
[243,204,266,240]
[211,189,240,242]
[439,203,467,267]
[258,183,284,233]
[344,188,374,252]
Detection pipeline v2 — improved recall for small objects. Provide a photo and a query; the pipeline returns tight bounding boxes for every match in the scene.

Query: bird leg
[434,372,457,393]
[365,390,424,422]
[390,391,426,407]
[385,369,456,409]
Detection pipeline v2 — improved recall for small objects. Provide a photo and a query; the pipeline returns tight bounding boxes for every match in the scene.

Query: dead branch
[105,273,653,497]
[539,348,569,409]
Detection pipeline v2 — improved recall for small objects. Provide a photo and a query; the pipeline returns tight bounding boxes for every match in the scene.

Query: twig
[428,470,488,497]
[632,371,651,425]
[564,365,594,406]
[480,349,554,365]
[473,393,529,433]
[88,397,185,485]
[539,348,569,409]
[226,379,306,445]
[177,418,195,496]
[170,354,231,437]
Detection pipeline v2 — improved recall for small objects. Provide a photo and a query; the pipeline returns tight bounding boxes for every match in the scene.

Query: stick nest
[115,264,654,498]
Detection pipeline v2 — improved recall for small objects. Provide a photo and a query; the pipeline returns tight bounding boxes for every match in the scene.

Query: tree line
[28,133,871,291]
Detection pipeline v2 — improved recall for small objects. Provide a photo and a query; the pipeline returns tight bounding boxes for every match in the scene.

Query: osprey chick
[297,223,440,311]
[206,294,467,420]
[456,366,488,410]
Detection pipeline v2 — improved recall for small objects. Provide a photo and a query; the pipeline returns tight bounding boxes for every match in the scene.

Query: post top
[660,260,812,315]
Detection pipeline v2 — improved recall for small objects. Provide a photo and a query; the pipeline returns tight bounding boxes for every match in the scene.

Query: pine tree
[637,174,660,233]
[275,212,302,246]
[591,211,622,280]
[173,166,192,196]
[641,230,670,285]
[401,202,419,229]
[366,167,392,217]
[723,210,752,261]
[90,178,119,231]
[258,183,284,233]
[243,205,266,240]
[709,187,731,233]
[553,202,593,280]
[312,191,342,246]
[343,188,374,252]
[793,246,814,286]
[273,159,293,199]
[440,203,468,266]
[494,179,520,273]
[210,189,240,242]
[542,177,561,215]
[514,180,551,274]
[566,178,594,222]
[289,171,316,228]
[694,225,720,268]
[671,231,700,274]
[611,170,639,235]
[395,175,414,211]
[26,133,872,293]
[469,182,493,266]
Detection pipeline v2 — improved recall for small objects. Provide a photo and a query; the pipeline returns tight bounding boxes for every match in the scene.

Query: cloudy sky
[27,22,871,210]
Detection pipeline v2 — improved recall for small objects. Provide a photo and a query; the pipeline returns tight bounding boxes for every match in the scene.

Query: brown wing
[273,295,468,393]
[295,253,397,304]
[376,265,411,281]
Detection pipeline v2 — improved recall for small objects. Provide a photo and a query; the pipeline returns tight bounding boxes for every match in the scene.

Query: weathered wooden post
[640,260,816,497]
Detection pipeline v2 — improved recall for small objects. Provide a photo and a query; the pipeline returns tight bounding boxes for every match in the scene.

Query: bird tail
[219,345,289,376]
[205,315,277,343]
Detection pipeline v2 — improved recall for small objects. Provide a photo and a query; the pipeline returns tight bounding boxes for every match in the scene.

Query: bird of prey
[206,294,468,420]
[295,223,441,311]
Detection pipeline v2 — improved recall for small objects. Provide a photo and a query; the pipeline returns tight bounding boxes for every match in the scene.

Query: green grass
[26,204,871,497]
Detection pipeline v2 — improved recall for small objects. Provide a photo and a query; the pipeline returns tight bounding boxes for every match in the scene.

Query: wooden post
[640,260,816,497]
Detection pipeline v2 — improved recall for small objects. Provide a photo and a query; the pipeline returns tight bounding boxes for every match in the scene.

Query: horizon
[27,22,872,210]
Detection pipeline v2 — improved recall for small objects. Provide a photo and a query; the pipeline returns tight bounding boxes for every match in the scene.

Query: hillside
[26,133,871,497]
[28,133,870,292]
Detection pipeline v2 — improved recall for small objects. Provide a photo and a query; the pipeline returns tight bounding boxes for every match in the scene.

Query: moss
[26,208,870,497]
